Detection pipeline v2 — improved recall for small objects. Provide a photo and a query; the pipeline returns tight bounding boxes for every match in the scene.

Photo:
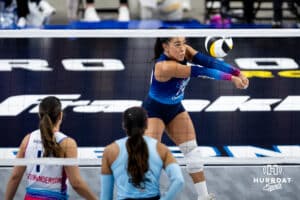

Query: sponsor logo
[0,95,299,116]
[236,58,300,78]
[253,165,293,192]
[0,58,300,78]
[0,59,125,71]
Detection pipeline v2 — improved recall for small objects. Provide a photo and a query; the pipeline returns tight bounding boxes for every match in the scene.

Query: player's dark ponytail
[124,107,149,189]
[39,96,63,157]
[154,38,171,59]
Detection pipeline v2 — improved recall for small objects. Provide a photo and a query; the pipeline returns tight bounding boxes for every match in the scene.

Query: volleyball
[204,36,233,58]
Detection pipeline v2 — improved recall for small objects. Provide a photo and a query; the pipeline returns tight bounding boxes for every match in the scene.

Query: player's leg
[144,118,165,142]
[166,111,214,200]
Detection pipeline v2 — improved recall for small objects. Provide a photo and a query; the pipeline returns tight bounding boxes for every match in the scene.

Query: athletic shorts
[25,190,68,200]
[124,195,160,200]
[142,96,185,125]
[24,194,60,200]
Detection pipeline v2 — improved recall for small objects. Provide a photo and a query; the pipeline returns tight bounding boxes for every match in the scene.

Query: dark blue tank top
[149,54,190,104]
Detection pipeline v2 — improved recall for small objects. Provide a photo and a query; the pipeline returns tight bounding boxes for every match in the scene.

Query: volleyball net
[0,29,300,199]
[0,28,300,164]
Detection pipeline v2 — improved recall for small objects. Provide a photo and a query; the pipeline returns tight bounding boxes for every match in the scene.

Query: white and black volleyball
[204,36,233,58]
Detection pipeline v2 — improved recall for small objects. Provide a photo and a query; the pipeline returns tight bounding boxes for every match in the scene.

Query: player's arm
[155,59,246,88]
[187,44,248,88]
[185,44,197,61]
[154,60,191,81]
[100,143,117,200]
[155,60,234,81]
[5,134,29,200]
[62,138,97,200]
[191,48,241,76]
[157,143,184,200]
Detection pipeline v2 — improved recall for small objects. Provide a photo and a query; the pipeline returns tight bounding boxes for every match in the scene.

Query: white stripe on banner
[1,146,300,166]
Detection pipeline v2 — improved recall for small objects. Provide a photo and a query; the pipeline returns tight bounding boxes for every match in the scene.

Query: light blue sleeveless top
[111,136,163,199]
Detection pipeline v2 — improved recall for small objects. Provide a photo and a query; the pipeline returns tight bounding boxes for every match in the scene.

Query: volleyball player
[142,37,249,200]
[5,96,97,200]
[100,106,184,200]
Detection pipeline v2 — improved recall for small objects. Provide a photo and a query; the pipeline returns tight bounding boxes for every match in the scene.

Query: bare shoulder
[103,142,119,167]
[21,134,31,146]
[17,134,31,158]
[60,137,77,148]
[154,61,164,74]
[59,137,77,158]
[154,61,175,81]
[103,142,119,158]
[155,60,177,71]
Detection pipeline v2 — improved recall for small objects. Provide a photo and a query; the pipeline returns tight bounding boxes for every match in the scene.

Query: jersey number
[36,150,42,172]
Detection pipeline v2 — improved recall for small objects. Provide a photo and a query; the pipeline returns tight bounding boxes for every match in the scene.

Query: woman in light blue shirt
[100,107,184,200]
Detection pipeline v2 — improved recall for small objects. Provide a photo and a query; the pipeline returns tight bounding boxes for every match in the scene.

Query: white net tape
[0,157,300,166]
[0,29,300,38]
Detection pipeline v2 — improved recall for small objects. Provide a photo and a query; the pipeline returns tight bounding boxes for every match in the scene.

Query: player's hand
[238,72,249,89]
[184,44,197,61]
[232,76,247,89]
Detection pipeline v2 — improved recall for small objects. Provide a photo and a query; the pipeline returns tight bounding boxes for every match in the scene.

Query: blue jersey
[112,136,163,200]
[149,54,190,105]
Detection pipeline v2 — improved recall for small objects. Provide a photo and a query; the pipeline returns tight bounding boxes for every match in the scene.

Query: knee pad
[179,140,204,173]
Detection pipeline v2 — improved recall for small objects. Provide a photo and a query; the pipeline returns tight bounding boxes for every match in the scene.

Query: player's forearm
[161,163,184,200]
[190,65,232,80]
[5,179,19,200]
[100,174,114,200]
[192,52,240,76]
[71,179,97,200]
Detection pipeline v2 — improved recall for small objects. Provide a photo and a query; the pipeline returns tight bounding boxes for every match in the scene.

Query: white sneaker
[198,193,216,200]
[182,0,191,11]
[118,5,130,21]
[83,6,100,22]
[39,0,56,17]
[17,17,26,28]
[27,2,45,27]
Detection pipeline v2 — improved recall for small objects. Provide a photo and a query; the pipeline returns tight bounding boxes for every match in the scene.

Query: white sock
[195,181,208,199]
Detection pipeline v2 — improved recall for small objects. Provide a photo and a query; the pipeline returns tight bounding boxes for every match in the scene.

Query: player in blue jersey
[142,37,249,200]
[100,106,184,200]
